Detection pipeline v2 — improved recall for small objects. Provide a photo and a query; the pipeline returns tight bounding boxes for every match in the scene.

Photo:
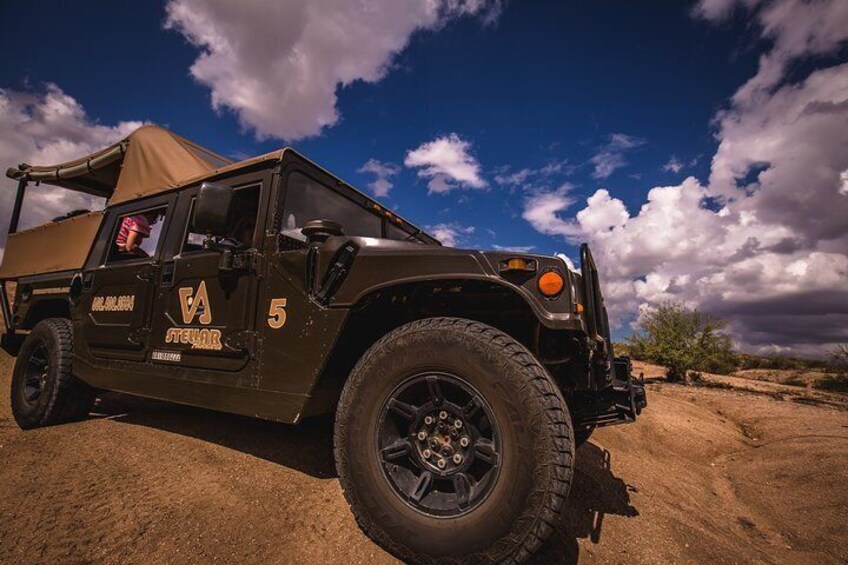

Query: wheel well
[21,298,71,330]
[304,280,583,417]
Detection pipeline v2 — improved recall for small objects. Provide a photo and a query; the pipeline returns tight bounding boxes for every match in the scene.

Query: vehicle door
[78,195,174,362]
[147,171,270,383]
[257,165,384,398]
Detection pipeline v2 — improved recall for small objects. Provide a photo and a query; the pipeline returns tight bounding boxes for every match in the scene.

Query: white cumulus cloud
[523,0,848,355]
[357,158,400,198]
[164,0,502,141]
[426,222,475,247]
[405,133,487,194]
[590,133,645,179]
[0,84,143,252]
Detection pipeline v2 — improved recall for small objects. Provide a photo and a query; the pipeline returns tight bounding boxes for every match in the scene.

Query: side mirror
[193,182,233,238]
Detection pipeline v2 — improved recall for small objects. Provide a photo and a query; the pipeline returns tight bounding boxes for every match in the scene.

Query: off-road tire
[11,318,95,430]
[334,317,574,564]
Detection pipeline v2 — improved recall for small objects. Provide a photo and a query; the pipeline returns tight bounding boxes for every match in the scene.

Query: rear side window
[106,206,167,263]
[281,172,381,241]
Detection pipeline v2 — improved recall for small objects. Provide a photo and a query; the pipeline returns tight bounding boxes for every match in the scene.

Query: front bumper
[573,356,647,429]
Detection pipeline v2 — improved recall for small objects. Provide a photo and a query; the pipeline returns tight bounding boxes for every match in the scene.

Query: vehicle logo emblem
[178,281,212,325]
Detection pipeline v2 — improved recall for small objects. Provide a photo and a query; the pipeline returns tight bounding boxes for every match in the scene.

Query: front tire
[334,318,574,564]
[11,318,95,430]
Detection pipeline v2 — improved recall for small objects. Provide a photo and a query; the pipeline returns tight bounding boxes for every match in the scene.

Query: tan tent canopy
[5,125,233,205]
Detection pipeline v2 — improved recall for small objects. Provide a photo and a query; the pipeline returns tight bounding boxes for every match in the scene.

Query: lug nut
[417,431,427,441]
[439,410,448,420]
[424,415,434,425]
[422,449,432,459]
[430,438,440,449]
[453,454,463,464]
[454,419,463,429]
[437,458,446,469]
[460,437,470,447]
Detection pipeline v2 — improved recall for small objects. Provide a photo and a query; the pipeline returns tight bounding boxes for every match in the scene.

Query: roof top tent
[0,125,435,332]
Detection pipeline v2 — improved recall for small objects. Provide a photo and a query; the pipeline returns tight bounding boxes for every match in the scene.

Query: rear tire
[334,317,574,564]
[11,318,95,430]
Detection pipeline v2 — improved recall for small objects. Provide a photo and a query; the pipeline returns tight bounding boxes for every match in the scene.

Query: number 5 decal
[268,298,287,329]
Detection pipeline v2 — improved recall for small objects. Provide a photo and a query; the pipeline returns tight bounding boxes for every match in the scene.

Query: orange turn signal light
[575,302,584,315]
[500,258,537,273]
[538,271,564,297]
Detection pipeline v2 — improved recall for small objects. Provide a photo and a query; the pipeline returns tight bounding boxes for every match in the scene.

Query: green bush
[626,301,736,382]
[612,341,631,358]
[736,353,826,371]
[783,376,806,388]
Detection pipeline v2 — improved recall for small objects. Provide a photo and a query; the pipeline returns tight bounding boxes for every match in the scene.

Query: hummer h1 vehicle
[1,126,645,564]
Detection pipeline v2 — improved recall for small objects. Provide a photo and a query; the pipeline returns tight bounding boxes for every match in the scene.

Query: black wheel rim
[376,372,501,517]
[22,343,49,405]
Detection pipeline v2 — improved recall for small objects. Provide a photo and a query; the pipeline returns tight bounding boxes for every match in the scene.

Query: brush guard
[573,356,647,429]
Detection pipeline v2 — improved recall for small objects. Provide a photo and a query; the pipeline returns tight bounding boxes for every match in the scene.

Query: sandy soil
[731,368,841,390]
[0,353,846,564]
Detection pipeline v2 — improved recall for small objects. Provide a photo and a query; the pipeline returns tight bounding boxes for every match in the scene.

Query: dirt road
[0,354,846,564]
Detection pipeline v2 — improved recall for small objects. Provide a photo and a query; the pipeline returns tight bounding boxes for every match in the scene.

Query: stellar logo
[178,281,212,325]
[166,281,222,351]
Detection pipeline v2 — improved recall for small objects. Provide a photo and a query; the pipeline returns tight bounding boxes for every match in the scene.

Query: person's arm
[124,230,148,256]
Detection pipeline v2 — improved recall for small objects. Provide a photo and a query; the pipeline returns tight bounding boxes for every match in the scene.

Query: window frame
[179,181,263,256]
[278,169,384,242]
[89,193,176,269]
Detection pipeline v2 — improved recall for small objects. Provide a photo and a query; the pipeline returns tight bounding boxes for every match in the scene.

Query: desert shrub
[626,302,735,383]
[814,374,848,393]
[736,353,828,371]
[612,341,631,358]
[811,345,848,393]
[828,344,848,374]
[783,376,806,388]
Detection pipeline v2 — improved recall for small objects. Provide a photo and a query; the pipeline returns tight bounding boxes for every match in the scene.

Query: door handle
[136,263,158,282]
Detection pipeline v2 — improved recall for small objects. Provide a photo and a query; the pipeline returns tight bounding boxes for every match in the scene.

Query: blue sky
[1,0,752,249]
[1,0,847,355]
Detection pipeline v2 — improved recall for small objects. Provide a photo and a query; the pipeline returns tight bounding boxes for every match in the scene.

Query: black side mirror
[193,182,233,238]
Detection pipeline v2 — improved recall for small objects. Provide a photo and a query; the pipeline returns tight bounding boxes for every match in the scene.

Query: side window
[107,206,167,263]
[281,171,381,241]
[182,184,260,253]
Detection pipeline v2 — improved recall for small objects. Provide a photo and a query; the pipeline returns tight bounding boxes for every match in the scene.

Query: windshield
[280,171,432,243]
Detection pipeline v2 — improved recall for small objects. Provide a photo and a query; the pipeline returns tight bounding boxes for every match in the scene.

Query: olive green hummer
[0,126,645,565]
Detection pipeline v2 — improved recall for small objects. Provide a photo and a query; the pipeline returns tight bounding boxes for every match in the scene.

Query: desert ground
[0,353,846,564]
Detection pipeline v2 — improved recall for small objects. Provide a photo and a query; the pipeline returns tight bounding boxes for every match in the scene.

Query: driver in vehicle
[216,215,255,248]
[115,210,159,257]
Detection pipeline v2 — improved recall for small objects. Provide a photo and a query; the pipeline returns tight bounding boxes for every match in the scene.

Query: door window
[107,206,167,263]
[183,184,260,253]
[281,172,381,241]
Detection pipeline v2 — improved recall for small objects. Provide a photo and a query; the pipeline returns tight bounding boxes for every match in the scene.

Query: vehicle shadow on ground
[93,394,639,563]
[526,442,640,564]
[93,392,338,479]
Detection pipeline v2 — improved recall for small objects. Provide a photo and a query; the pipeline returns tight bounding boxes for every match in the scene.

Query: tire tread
[334,317,574,565]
